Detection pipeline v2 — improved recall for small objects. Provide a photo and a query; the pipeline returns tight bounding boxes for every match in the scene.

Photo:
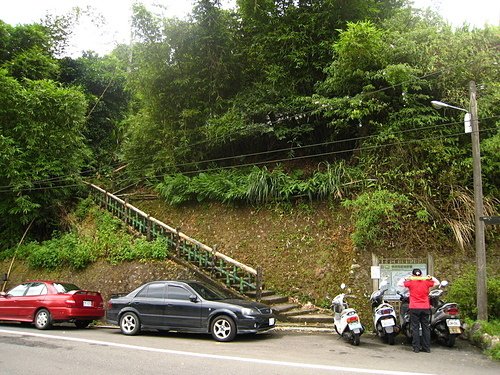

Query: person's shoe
[413,348,420,353]
[422,348,431,353]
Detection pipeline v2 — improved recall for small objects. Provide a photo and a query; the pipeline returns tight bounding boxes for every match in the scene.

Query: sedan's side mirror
[0,291,7,297]
[189,295,198,303]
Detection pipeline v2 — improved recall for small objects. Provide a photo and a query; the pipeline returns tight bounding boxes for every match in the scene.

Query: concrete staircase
[89,183,333,326]
[246,289,333,326]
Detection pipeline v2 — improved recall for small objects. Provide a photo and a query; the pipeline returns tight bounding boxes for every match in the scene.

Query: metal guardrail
[88,183,263,299]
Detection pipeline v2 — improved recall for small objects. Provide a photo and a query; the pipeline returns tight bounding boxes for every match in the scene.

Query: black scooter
[398,289,413,343]
[398,281,462,347]
[428,281,463,347]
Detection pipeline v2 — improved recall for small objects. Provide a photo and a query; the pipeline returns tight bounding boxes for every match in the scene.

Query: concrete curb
[95,322,334,333]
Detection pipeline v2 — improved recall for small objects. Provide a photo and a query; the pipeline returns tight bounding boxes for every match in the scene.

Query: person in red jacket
[398,268,439,353]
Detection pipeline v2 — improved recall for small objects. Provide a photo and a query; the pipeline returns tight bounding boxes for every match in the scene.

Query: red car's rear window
[53,283,80,293]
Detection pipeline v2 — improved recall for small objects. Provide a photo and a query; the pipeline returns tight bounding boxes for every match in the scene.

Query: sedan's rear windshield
[53,283,80,293]
[187,282,231,301]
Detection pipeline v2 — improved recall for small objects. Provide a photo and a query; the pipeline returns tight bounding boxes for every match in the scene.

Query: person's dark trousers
[410,309,431,352]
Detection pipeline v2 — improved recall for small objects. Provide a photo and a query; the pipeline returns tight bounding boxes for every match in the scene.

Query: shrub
[342,189,409,248]
[447,265,499,321]
[155,163,363,206]
[74,197,95,220]
[10,205,171,271]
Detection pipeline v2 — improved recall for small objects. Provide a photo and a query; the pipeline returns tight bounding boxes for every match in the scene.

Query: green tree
[59,52,129,166]
[122,1,242,178]
[0,70,89,247]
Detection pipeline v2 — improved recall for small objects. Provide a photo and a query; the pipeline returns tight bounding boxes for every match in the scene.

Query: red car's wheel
[34,309,52,330]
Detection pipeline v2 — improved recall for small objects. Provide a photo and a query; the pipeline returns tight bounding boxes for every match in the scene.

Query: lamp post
[431,81,488,321]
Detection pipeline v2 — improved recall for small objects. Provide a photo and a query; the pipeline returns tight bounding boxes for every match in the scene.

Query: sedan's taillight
[65,298,76,307]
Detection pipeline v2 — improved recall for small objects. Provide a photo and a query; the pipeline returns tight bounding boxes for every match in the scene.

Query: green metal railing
[88,183,263,299]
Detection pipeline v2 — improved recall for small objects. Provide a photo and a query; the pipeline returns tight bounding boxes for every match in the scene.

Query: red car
[0,280,104,329]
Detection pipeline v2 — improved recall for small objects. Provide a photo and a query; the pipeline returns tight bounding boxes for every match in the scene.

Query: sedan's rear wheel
[120,312,140,335]
[34,309,52,330]
[211,315,236,342]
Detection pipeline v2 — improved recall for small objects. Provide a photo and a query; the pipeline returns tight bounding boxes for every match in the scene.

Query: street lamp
[431,100,472,133]
[431,81,488,321]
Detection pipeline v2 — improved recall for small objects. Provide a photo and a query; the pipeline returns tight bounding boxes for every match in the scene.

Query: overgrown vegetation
[342,190,411,248]
[0,199,169,270]
[156,162,367,205]
[464,319,500,361]
[447,265,500,322]
[446,266,500,360]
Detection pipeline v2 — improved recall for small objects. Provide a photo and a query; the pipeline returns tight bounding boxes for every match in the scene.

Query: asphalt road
[0,324,498,375]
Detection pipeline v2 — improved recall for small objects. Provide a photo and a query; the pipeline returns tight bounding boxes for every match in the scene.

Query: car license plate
[83,300,92,307]
[269,318,275,326]
[381,318,394,328]
[349,322,362,331]
[446,319,460,327]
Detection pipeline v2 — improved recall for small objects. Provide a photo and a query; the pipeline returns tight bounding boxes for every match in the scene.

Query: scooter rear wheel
[386,332,395,345]
[352,333,360,346]
[445,334,456,347]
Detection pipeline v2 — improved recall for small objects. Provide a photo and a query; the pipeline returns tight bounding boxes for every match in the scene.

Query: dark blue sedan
[106,280,275,342]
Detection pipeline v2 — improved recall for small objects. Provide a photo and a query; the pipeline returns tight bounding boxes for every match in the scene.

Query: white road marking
[0,328,435,375]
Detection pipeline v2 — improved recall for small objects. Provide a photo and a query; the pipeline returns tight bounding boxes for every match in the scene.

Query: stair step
[285,313,333,324]
[260,294,288,305]
[271,303,299,314]
[279,307,320,317]
[245,290,275,298]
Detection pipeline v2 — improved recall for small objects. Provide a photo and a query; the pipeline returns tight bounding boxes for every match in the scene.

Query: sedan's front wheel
[119,312,141,335]
[211,316,236,342]
[34,309,52,330]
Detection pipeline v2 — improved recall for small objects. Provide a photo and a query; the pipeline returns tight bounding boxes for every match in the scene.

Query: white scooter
[370,280,399,345]
[331,283,364,346]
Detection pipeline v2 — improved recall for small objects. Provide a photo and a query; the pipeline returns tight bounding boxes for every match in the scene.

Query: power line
[153,127,497,177]
[3,125,496,194]
[116,116,500,179]
[2,115,497,193]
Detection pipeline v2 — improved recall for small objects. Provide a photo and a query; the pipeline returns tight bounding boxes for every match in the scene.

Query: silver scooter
[429,280,463,347]
[370,281,399,345]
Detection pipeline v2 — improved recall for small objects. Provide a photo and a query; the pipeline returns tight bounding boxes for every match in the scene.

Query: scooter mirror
[340,283,346,290]
[440,280,449,287]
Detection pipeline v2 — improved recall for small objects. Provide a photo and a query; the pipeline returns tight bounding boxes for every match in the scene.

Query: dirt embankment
[3,197,496,319]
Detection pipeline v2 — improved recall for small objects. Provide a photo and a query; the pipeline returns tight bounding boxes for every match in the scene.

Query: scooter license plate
[446,319,461,327]
[381,319,394,328]
[447,319,461,334]
[349,322,362,331]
